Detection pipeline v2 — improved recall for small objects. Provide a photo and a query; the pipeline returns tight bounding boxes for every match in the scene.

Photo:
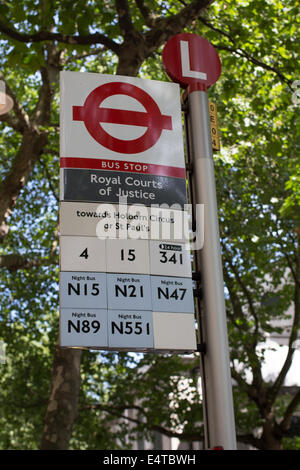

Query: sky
[260,338,300,386]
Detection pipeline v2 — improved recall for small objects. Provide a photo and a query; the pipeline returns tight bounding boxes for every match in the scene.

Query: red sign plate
[162,33,221,90]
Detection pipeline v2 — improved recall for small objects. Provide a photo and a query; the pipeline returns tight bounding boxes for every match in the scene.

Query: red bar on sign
[60,157,186,178]
[73,106,172,130]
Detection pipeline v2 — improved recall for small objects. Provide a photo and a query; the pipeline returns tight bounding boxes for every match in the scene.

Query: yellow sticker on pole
[208,101,220,151]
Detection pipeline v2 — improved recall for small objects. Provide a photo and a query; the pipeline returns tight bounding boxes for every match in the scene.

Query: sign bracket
[196,343,206,354]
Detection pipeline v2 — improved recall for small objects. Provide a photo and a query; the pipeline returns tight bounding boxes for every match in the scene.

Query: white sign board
[60,71,185,167]
[59,72,196,353]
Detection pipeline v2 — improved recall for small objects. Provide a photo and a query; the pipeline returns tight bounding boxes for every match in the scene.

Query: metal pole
[186,87,237,450]
[183,106,210,450]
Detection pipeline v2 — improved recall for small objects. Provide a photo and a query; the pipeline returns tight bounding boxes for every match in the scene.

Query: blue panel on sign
[108,310,153,349]
[107,273,152,310]
[60,308,108,348]
[60,272,107,309]
[151,276,194,313]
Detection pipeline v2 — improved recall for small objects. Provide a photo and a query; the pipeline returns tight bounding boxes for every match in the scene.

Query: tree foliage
[0,0,299,450]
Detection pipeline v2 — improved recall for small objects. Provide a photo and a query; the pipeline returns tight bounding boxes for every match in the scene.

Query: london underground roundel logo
[72,82,173,154]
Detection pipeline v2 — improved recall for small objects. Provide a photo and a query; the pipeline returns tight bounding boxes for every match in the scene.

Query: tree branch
[0,111,24,133]
[223,261,247,329]
[280,388,300,434]
[115,0,135,37]
[144,0,216,54]
[0,252,56,271]
[276,235,300,289]
[236,433,263,450]
[0,20,121,55]
[231,364,250,390]
[198,15,293,88]
[268,252,300,402]
[135,0,156,27]
[0,127,48,241]
[63,46,107,64]
[0,42,62,242]
[38,155,59,203]
[84,403,204,442]
[224,254,260,337]
[222,245,266,405]
[32,48,60,126]
[0,72,31,132]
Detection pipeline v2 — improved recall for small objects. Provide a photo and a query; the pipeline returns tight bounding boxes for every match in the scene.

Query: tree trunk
[40,345,82,450]
[260,430,283,450]
[260,410,287,450]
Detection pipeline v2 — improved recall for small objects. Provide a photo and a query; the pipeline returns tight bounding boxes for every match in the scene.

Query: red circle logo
[73,82,173,154]
[162,33,221,89]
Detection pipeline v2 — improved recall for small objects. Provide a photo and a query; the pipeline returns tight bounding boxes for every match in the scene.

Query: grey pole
[187,88,237,450]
